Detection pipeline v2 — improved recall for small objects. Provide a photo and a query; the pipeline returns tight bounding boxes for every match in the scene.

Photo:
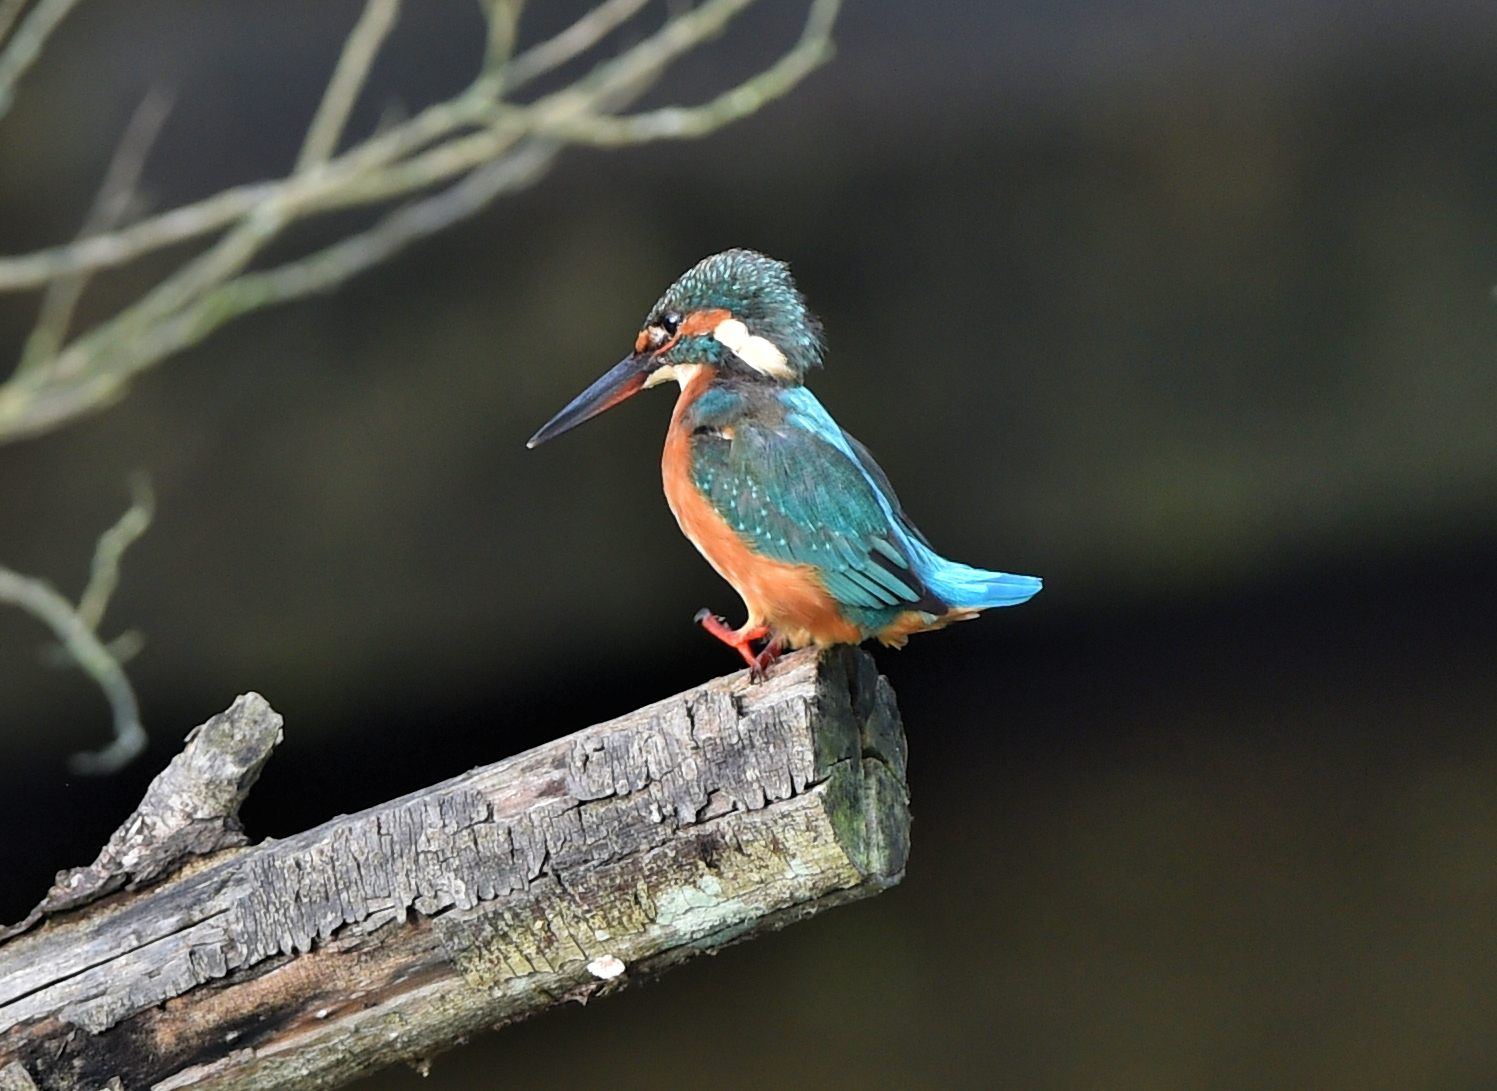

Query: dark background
[3,2,1497,1087]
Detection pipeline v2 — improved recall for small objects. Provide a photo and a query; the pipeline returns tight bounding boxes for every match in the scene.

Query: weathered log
[0,647,909,1090]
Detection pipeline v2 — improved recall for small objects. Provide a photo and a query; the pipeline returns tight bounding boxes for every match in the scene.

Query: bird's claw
[694,608,778,681]
[748,639,784,683]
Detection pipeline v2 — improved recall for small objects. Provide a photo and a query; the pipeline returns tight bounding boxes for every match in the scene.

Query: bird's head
[527,249,823,448]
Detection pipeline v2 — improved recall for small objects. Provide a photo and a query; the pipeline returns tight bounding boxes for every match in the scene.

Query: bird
[527,249,1041,677]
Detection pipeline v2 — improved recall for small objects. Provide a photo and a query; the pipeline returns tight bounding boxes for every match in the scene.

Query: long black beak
[526,354,650,448]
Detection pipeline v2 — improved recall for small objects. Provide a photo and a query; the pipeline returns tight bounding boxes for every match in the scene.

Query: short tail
[912,549,1043,611]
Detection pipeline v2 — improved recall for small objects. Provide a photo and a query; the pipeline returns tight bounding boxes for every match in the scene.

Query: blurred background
[3,1,1497,1086]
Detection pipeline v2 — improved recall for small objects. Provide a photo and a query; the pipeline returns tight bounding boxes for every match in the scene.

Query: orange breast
[660,370,863,649]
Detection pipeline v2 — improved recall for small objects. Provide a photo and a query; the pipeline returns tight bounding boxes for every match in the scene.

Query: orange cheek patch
[635,310,728,359]
[680,308,732,336]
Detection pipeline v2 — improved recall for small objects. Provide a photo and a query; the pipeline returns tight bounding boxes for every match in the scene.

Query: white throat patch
[712,318,794,381]
[644,362,702,390]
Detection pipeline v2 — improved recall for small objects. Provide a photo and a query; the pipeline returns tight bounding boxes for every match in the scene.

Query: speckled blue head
[527,249,824,447]
[648,249,824,378]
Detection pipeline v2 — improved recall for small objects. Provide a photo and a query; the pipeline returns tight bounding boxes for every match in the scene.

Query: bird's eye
[642,311,682,351]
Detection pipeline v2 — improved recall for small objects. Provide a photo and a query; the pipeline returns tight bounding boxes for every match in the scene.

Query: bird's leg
[749,636,785,682]
[693,608,768,671]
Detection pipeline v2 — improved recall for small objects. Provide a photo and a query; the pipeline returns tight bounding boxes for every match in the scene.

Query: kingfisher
[527,249,1041,677]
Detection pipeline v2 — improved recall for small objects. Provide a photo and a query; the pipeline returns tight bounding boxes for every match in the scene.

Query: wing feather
[689,409,944,617]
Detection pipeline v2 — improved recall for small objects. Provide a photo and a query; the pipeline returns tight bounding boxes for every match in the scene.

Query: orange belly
[661,371,863,649]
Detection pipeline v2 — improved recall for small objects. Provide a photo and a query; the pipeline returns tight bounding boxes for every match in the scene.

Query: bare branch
[497,0,649,92]
[295,0,402,173]
[0,0,746,294]
[0,0,842,443]
[344,0,807,197]
[0,482,154,774]
[20,89,172,370]
[51,141,560,400]
[0,584,140,775]
[198,140,559,316]
[0,0,30,48]
[77,474,154,632]
[0,179,280,291]
[0,0,641,292]
[539,0,840,146]
[481,0,524,75]
[0,0,82,121]
[0,92,493,292]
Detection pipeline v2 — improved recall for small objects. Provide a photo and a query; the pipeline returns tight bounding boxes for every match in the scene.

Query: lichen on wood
[0,646,909,1091]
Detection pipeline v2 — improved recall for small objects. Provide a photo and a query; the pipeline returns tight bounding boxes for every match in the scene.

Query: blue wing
[771,387,1042,612]
[687,391,944,622]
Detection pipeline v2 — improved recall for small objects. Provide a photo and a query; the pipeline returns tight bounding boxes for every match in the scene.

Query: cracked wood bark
[0,646,909,1091]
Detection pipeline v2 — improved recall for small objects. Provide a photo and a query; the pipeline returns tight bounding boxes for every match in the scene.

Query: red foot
[749,637,784,682]
[694,608,777,679]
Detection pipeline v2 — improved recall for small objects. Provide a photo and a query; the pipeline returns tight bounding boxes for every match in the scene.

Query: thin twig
[0,0,82,121]
[566,0,757,100]
[481,0,524,75]
[496,0,649,92]
[0,178,282,291]
[0,95,490,292]
[45,140,561,389]
[538,0,839,146]
[204,141,559,314]
[0,0,30,48]
[77,474,154,632]
[20,89,172,371]
[0,485,155,777]
[0,566,146,774]
[295,0,401,173]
